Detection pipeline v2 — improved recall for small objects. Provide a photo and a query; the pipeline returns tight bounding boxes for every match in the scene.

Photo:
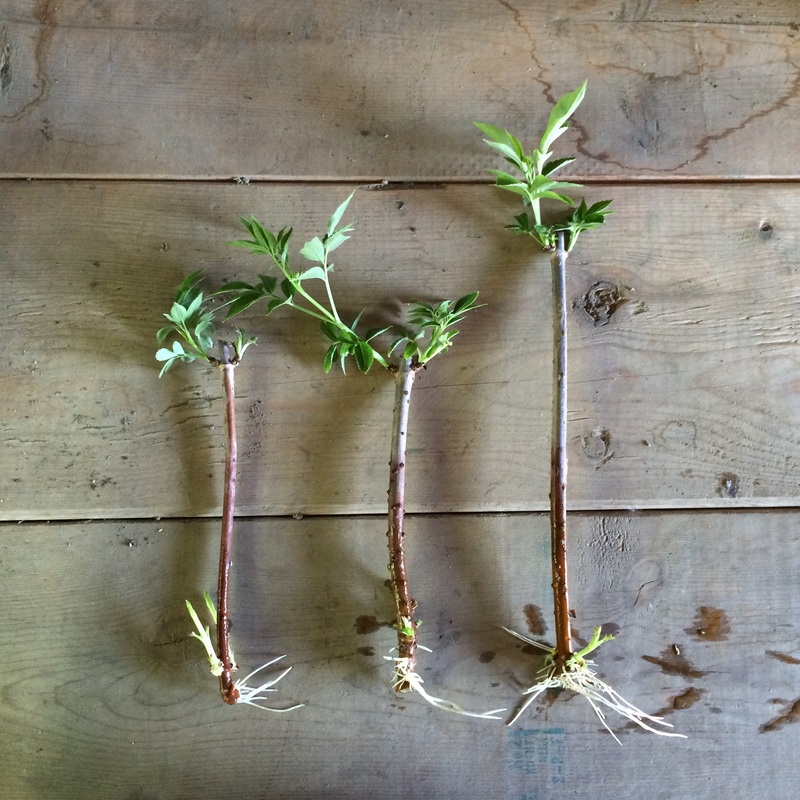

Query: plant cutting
[156,271,301,711]
[477,82,684,741]
[223,194,503,719]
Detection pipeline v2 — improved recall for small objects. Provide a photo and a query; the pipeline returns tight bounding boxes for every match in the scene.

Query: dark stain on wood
[0,33,11,94]
[766,650,800,665]
[574,281,627,326]
[356,646,375,656]
[672,687,703,710]
[540,687,562,707]
[479,650,496,664]
[520,643,550,658]
[1,0,57,121]
[688,607,730,641]
[523,603,547,635]
[642,646,707,678]
[620,687,703,735]
[760,697,800,733]
[354,615,389,635]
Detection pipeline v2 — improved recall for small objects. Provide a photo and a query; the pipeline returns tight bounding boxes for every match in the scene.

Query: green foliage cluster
[220,192,480,374]
[475,80,612,250]
[389,293,480,364]
[155,271,255,376]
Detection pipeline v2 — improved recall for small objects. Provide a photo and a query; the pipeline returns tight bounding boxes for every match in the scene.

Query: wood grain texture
[2,2,799,796]
[1,513,798,799]
[1,1,799,179]
[1,182,799,519]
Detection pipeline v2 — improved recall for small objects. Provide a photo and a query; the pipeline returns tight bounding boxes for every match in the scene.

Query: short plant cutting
[223,193,503,719]
[477,82,684,741]
[156,272,301,711]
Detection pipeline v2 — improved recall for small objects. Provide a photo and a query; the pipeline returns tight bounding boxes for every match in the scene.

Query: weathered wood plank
[1,513,798,799]
[1,182,799,519]
[1,2,798,178]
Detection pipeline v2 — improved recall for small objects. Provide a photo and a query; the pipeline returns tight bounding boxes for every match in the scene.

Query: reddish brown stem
[550,232,573,674]
[387,357,417,690]
[217,343,240,703]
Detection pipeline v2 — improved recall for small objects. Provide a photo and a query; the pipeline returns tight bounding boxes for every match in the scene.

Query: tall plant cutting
[477,82,684,740]
[222,194,503,719]
[156,272,301,711]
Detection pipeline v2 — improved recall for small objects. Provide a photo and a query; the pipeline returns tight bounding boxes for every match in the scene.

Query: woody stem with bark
[550,232,573,674]
[387,357,418,690]
[217,342,240,704]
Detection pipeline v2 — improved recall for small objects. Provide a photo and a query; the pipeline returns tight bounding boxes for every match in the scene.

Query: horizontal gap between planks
[2,175,800,186]
[2,505,798,528]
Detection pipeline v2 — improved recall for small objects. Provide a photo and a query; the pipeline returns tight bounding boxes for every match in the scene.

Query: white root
[233,655,305,712]
[504,628,687,744]
[385,651,506,720]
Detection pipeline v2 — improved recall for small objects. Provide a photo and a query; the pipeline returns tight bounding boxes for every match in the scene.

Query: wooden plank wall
[1,2,799,798]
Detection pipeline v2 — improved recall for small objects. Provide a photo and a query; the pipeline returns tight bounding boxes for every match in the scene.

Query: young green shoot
[225,192,389,374]
[479,85,682,739]
[157,272,300,711]
[475,80,611,252]
[226,197,501,718]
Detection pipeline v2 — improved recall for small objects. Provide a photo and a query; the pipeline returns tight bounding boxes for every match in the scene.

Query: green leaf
[323,229,351,254]
[453,291,479,314]
[364,326,390,342]
[320,321,342,342]
[280,277,297,300]
[403,341,418,361]
[339,326,359,344]
[266,297,290,314]
[474,123,525,162]
[541,156,576,176]
[327,191,355,235]
[276,226,293,252]
[586,199,613,215]
[490,169,527,188]
[300,236,326,264]
[195,320,215,351]
[539,80,587,156]
[228,239,264,252]
[538,191,576,205]
[156,341,196,377]
[184,291,204,319]
[202,590,218,624]
[244,216,277,252]
[156,326,173,343]
[354,341,375,373]
[388,336,406,356]
[323,344,337,373]
[216,280,256,293]
[257,274,278,293]
[396,616,416,638]
[479,139,526,170]
[299,265,327,281]
[157,358,178,377]
[186,599,206,636]
[167,302,188,325]
[173,271,206,310]
[225,289,264,319]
